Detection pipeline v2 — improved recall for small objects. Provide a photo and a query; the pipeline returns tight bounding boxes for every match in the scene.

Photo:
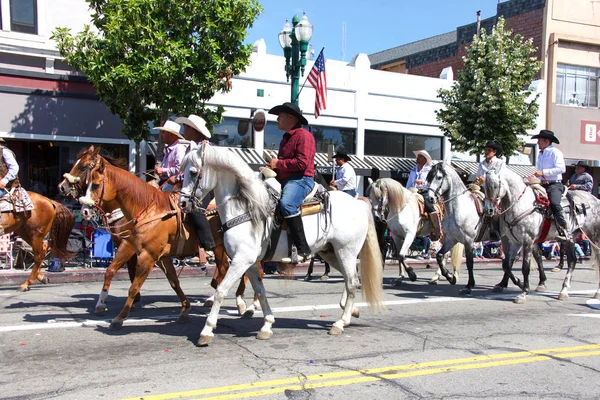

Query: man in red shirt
[267,102,316,263]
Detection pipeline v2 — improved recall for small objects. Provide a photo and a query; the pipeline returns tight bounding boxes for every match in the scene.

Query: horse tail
[359,200,385,312]
[48,200,76,260]
[450,243,464,274]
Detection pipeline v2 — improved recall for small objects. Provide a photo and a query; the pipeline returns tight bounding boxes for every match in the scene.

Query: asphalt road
[1,261,599,400]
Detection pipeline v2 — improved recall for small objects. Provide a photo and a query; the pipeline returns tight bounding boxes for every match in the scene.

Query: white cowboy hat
[175,114,212,139]
[258,167,277,179]
[413,149,432,165]
[154,120,183,139]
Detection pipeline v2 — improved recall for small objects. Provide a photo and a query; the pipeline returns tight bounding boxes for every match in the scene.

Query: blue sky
[246,0,501,61]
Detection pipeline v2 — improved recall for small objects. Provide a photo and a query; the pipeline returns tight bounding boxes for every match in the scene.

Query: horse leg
[234,275,248,316]
[199,258,255,345]
[459,246,475,295]
[18,237,47,292]
[244,264,275,340]
[533,244,547,292]
[206,240,230,309]
[158,258,192,323]
[514,244,532,304]
[109,253,155,330]
[393,234,416,286]
[304,258,315,281]
[329,256,360,336]
[558,242,577,301]
[95,243,136,314]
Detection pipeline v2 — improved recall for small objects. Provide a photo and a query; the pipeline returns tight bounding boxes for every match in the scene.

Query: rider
[174,114,216,267]
[154,120,186,191]
[531,129,570,241]
[330,152,357,197]
[407,149,437,247]
[567,161,593,193]
[267,102,316,263]
[0,137,19,198]
[473,140,505,186]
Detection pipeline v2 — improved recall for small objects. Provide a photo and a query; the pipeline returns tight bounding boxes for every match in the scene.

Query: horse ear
[367,177,373,186]
[91,146,101,157]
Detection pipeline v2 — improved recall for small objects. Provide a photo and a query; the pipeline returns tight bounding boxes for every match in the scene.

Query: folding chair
[0,234,14,270]
[92,229,114,267]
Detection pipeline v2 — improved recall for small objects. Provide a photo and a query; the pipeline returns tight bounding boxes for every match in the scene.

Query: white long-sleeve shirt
[537,145,565,181]
[476,156,505,179]
[0,146,19,186]
[406,164,431,190]
[334,162,356,192]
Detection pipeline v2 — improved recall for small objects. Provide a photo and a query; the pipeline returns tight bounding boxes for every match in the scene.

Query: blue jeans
[280,176,315,218]
[343,189,357,197]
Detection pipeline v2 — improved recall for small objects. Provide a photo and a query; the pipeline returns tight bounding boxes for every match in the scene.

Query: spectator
[473,242,483,258]
[576,233,590,257]
[567,161,593,193]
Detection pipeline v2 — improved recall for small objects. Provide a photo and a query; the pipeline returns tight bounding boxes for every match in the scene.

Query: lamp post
[278,13,313,105]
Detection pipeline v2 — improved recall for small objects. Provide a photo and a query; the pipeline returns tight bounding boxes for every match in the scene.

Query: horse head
[179,142,213,213]
[425,162,448,204]
[483,169,505,216]
[366,179,389,222]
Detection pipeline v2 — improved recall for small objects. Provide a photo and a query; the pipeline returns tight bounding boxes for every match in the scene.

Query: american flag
[307,49,327,118]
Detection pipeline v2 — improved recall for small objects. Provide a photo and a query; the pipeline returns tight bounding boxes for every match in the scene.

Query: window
[209,117,253,148]
[405,134,442,160]
[555,64,599,107]
[10,0,37,34]
[365,130,443,159]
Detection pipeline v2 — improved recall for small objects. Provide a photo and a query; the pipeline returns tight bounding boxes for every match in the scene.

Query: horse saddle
[0,187,34,213]
[414,193,445,219]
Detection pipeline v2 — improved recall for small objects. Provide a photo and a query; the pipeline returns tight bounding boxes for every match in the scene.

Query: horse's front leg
[244,263,275,340]
[109,251,155,330]
[95,242,136,314]
[558,242,577,301]
[531,244,547,292]
[393,233,417,286]
[459,245,475,295]
[433,240,458,286]
[18,238,48,292]
[329,256,360,336]
[514,244,533,304]
[159,257,191,323]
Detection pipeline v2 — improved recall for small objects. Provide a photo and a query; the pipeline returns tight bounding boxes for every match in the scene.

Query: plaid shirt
[276,126,316,181]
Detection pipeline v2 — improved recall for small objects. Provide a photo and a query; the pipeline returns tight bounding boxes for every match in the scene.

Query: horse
[425,162,547,295]
[484,167,600,303]
[0,191,74,291]
[178,142,384,345]
[366,178,463,286]
[57,145,254,329]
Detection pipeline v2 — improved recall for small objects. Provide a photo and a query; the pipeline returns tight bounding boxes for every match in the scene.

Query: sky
[245,0,502,61]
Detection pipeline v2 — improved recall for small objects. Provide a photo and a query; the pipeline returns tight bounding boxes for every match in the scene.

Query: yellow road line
[123,344,600,400]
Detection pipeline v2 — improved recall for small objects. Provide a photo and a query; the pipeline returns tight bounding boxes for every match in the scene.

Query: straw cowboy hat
[413,149,432,165]
[573,160,590,172]
[175,114,212,139]
[333,151,352,162]
[258,166,277,179]
[155,120,183,139]
[268,102,308,126]
[531,129,560,144]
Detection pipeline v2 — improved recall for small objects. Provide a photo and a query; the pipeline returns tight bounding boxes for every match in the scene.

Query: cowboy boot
[282,215,312,263]
[554,211,572,242]
[428,212,443,242]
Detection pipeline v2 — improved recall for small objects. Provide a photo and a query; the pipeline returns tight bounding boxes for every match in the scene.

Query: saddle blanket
[0,188,34,213]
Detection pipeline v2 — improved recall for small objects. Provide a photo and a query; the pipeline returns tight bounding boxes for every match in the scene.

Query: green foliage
[52,0,262,143]
[436,17,542,159]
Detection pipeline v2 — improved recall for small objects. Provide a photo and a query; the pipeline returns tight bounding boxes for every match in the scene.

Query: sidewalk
[0,257,506,287]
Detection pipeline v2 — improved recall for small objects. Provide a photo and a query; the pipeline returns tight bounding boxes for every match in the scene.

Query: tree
[52,0,263,145]
[436,17,542,161]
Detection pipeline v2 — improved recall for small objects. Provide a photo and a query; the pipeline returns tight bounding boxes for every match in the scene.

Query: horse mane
[76,147,129,171]
[202,146,271,228]
[373,178,410,213]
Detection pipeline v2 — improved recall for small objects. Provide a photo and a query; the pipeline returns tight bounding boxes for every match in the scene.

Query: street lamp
[278,13,313,105]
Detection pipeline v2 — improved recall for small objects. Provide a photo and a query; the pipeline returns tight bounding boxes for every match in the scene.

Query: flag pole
[293,47,325,104]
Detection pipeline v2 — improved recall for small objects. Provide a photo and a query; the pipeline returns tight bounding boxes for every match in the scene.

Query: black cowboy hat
[484,140,502,154]
[573,160,590,172]
[333,152,352,162]
[531,129,560,144]
[268,102,308,126]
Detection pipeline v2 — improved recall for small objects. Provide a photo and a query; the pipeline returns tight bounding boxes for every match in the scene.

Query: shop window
[307,125,355,154]
[556,64,599,107]
[209,117,253,148]
[365,130,404,157]
[11,0,37,34]
[405,135,442,160]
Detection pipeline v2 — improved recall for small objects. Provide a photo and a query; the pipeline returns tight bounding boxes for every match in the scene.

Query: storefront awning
[264,150,372,176]
[228,147,265,171]
[363,155,417,179]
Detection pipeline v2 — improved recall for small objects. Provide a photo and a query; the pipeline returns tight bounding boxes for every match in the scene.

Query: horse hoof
[514,294,527,304]
[459,287,472,295]
[535,284,547,293]
[198,334,214,346]
[95,306,107,315]
[304,275,313,281]
[17,286,29,292]
[109,321,123,330]
[492,285,504,293]
[558,293,569,301]
[203,299,214,308]
[428,280,438,285]
[39,276,49,285]
[242,309,255,319]
[177,314,190,324]
[256,330,273,340]
[449,276,457,285]
[328,325,344,336]
[320,275,329,281]
[237,303,247,316]
[408,271,417,282]
[351,308,360,318]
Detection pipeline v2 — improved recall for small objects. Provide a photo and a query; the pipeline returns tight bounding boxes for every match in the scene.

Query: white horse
[178,143,384,345]
[484,168,600,303]
[367,178,464,286]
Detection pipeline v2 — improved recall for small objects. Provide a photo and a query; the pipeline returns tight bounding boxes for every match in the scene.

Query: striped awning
[228,147,265,171]
[452,160,537,180]
[363,155,417,179]
[263,150,372,176]
[506,164,537,178]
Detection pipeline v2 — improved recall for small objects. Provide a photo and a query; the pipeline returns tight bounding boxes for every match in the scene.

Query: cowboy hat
[268,102,308,126]
[175,114,212,139]
[332,151,352,162]
[154,120,183,139]
[573,160,590,172]
[531,129,560,144]
[484,140,502,154]
[258,167,277,179]
[0,137,5,143]
[413,149,432,165]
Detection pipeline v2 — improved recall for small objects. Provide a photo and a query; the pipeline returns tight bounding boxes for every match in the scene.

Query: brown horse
[58,146,255,329]
[0,191,74,291]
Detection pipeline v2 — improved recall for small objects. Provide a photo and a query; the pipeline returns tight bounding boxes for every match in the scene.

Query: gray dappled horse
[484,168,600,303]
